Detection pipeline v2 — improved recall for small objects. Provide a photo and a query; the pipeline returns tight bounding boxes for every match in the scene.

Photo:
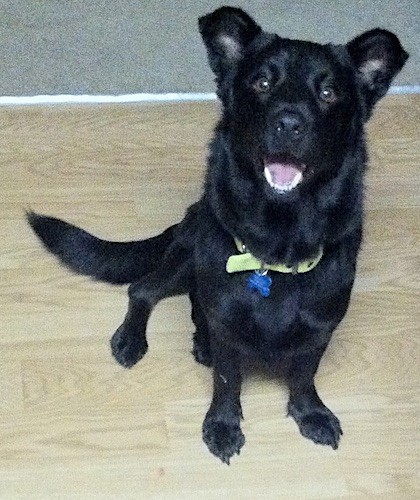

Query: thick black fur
[27,7,408,464]
[27,211,177,284]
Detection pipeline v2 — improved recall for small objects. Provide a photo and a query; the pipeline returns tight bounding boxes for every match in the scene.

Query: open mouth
[263,154,306,193]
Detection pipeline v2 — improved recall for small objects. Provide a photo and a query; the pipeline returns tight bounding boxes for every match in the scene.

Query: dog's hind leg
[111,242,193,368]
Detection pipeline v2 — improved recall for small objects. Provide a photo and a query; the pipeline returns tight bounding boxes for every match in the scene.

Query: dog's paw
[288,403,342,449]
[202,414,245,464]
[192,337,213,367]
[110,325,148,368]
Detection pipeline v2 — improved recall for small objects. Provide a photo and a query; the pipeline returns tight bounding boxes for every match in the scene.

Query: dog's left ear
[347,29,409,114]
[199,7,262,81]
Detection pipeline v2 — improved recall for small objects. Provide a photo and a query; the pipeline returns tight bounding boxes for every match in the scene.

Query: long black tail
[27,212,176,284]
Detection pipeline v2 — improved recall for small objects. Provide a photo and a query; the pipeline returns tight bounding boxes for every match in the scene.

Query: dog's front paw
[202,414,245,464]
[110,325,148,368]
[288,403,342,449]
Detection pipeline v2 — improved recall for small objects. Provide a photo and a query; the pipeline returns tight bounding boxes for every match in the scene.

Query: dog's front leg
[284,346,342,449]
[190,290,212,367]
[111,243,193,368]
[202,330,244,464]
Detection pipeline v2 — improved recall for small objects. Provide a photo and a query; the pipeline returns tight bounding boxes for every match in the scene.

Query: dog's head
[199,7,408,198]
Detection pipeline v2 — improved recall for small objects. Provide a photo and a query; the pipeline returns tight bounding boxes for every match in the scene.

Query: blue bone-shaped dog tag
[247,271,272,297]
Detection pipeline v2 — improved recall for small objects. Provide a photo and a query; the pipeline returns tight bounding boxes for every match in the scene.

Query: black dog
[28,7,408,463]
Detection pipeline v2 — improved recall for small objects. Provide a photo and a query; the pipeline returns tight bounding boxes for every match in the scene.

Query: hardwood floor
[0,95,418,498]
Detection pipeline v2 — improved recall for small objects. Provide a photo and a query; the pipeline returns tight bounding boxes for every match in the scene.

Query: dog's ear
[199,7,262,80]
[347,29,408,113]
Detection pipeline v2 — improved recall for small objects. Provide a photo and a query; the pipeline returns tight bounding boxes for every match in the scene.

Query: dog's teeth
[290,171,303,188]
[264,167,273,185]
[265,169,303,193]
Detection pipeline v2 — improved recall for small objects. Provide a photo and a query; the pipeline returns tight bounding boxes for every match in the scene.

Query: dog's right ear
[199,7,262,80]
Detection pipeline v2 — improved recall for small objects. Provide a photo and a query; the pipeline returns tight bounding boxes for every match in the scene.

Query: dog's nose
[275,112,304,137]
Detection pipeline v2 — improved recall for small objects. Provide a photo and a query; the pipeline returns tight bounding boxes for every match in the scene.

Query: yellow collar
[226,238,323,274]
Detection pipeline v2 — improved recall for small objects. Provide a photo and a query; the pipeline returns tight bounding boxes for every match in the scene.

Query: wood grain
[0,96,419,498]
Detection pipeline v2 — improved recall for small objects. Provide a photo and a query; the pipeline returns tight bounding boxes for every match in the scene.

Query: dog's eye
[320,86,337,103]
[253,77,271,93]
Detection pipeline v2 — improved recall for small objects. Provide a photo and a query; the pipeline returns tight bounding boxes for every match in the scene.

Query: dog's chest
[197,227,356,359]
[218,271,324,357]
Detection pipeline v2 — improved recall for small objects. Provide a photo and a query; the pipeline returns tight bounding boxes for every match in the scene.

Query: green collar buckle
[226,238,323,274]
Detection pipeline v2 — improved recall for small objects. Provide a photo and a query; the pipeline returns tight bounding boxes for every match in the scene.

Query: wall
[1,0,418,96]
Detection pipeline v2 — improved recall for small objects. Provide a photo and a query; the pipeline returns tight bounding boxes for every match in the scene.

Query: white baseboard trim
[0,86,418,106]
[0,93,218,106]
[389,85,420,94]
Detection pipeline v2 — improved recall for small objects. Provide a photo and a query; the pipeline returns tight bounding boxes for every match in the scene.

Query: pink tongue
[267,163,300,185]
